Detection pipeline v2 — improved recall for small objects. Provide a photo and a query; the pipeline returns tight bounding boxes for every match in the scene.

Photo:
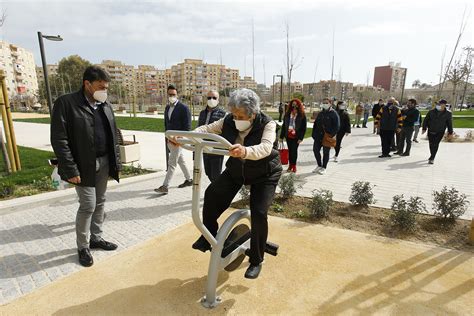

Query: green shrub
[432,186,469,221]
[308,189,334,218]
[390,195,426,231]
[349,181,376,207]
[0,181,15,198]
[272,203,284,213]
[32,177,53,191]
[121,163,149,176]
[278,173,300,199]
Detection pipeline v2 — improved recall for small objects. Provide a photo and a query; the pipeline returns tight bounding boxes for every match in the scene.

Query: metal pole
[279,75,283,108]
[37,32,53,115]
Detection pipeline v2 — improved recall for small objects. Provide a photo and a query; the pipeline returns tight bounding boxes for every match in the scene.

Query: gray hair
[207,89,219,97]
[227,88,260,116]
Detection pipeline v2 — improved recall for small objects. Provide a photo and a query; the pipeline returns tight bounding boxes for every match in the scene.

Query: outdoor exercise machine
[165,130,279,308]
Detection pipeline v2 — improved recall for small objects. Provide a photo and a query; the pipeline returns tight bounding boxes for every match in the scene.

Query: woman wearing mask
[187,88,282,279]
[334,101,351,162]
[197,90,227,182]
[312,98,340,174]
[279,98,307,172]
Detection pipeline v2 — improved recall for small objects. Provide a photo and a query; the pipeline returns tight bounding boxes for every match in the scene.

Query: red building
[373,62,407,93]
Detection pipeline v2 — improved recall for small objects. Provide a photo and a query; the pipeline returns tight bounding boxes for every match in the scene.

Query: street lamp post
[37,31,63,115]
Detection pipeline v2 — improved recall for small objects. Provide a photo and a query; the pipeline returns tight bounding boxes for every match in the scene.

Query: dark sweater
[93,105,112,157]
[401,107,420,128]
[312,109,340,140]
[337,110,351,135]
[423,109,453,134]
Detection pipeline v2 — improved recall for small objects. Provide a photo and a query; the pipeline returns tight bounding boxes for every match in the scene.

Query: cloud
[267,34,319,44]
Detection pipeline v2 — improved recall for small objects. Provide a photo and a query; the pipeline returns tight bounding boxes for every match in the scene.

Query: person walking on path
[198,90,226,182]
[334,101,351,162]
[51,66,122,267]
[189,88,282,279]
[155,85,192,194]
[374,98,403,158]
[372,99,383,134]
[279,98,307,172]
[353,102,363,128]
[422,99,454,164]
[412,110,423,143]
[312,98,340,174]
[362,101,371,128]
[395,98,420,156]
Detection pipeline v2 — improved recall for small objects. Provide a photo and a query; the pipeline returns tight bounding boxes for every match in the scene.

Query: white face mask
[339,106,346,110]
[169,96,178,104]
[93,90,107,103]
[234,119,252,131]
[321,104,330,110]
[435,105,442,111]
[207,99,218,108]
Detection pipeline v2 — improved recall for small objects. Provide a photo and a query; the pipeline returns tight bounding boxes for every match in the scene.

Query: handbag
[278,141,289,165]
[322,125,336,148]
[287,129,297,139]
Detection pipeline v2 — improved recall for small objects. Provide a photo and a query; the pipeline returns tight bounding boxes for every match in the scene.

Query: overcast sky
[1,0,473,88]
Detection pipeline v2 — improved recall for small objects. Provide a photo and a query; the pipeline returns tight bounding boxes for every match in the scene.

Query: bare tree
[284,22,303,101]
[0,8,7,27]
[459,46,473,111]
[445,55,471,110]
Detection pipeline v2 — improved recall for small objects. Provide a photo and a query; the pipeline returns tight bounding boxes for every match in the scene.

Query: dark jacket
[312,109,340,140]
[372,103,382,117]
[221,112,282,185]
[401,107,420,128]
[198,107,226,127]
[375,105,402,131]
[337,110,351,135]
[422,109,453,134]
[50,89,121,187]
[279,112,307,141]
[164,100,191,131]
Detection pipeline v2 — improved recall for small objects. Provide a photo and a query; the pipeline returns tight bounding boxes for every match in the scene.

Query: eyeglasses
[207,96,217,100]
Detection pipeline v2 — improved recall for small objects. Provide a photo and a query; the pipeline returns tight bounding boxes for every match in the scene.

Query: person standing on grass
[333,101,351,162]
[198,90,226,182]
[395,98,420,156]
[312,98,340,174]
[374,97,403,158]
[362,100,371,128]
[412,110,423,143]
[154,84,192,194]
[353,102,363,128]
[372,99,383,134]
[279,98,307,173]
[51,66,122,267]
[422,99,453,164]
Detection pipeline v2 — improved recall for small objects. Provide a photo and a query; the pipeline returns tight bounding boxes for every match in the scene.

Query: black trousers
[202,169,278,265]
[286,137,300,165]
[428,132,444,160]
[398,126,414,154]
[335,133,345,157]
[203,154,223,182]
[380,130,395,156]
[313,138,330,168]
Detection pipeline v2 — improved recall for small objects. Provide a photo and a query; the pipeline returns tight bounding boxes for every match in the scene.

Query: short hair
[379,98,383,102]
[207,89,219,97]
[228,88,260,116]
[167,84,177,92]
[408,98,417,105]
[83,66,110,84]
[322,97,331,103]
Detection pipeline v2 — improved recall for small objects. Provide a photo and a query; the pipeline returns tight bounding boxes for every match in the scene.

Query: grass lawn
[15,116,315,138]
[452,117,474,128]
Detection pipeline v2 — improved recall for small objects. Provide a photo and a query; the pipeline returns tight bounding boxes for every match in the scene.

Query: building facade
[373,62,407,93]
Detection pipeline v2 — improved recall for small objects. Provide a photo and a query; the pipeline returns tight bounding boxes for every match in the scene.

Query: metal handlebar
[165,131,232,156]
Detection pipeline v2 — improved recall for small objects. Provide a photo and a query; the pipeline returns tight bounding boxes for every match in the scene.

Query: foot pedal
[265,241,279,256]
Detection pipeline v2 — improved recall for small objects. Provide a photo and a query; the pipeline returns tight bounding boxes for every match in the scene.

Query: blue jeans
[363,113,370,127]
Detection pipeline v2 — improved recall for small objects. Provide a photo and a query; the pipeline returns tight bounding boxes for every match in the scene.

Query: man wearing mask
[155,85,192,194]
[372,99,384,134]
[197,90,226,182]
[312,98,340,174]
[422,99,453,164]
[362,100,371,128]
[374,97,403,158]
[51,66,122,267]
[395,98,420,156]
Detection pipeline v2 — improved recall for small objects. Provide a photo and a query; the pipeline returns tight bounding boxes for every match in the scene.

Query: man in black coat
[155,84,192,194]
[51,66,122,267]
[395,98,420,156]
[372,99,383,134]
[198,90,226,182]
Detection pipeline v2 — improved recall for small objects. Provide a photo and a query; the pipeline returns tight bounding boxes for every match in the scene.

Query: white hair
[228,88,260,116]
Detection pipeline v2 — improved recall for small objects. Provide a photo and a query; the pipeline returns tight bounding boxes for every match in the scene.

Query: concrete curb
[0,171,163,215]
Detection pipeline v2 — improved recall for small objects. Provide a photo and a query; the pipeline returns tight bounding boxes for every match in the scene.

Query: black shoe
[428,159,434,164]
[192,236,211,252]
[394,151,402,155]
[90,238,118,251]
[357,126,361,128]
[244,264,262,279]
[401,152,410,156]
[154,185,168,194]
[78,248,93,267]
[178,180,193,188]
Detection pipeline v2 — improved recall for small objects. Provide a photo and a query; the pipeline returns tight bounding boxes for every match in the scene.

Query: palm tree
[412,79,421,89]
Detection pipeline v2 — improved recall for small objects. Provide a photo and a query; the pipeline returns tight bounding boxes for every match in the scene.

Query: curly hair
[286,98,305,117]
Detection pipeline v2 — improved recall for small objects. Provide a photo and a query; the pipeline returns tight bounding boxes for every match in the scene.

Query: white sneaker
[312,167,321,173]
[333,156,338,162]
[318,168,326,175]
